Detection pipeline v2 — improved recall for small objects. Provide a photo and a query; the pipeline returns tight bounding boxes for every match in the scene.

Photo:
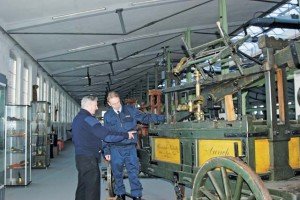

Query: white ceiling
[0,0,286,102]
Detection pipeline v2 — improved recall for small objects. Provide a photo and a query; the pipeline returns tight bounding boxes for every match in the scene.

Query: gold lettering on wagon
[198,140,242,166]
[154,138,180,164]
[207,147,230,156]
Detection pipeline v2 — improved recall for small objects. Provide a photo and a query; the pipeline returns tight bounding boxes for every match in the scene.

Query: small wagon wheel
[107,163,115,197]
[191,156,271,200]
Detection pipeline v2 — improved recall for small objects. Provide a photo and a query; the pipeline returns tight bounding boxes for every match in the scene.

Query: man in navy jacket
[103,91,165,200]
[72,95,135,200]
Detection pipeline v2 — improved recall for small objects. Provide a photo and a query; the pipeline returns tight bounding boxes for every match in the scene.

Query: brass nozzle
[173,57,187,75]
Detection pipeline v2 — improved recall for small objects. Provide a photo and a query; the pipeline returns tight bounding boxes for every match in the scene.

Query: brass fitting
[194,110,204,121]
[177,100,193,112]
[172,57,187,75]
[188,100,193,112]
[176,69,204,121]
[194,69,204,121]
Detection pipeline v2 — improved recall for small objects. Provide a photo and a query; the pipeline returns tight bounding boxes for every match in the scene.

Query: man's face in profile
[108,97,121,111]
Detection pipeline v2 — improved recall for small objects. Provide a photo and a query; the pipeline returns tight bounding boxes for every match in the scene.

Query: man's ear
[107,102,111,107]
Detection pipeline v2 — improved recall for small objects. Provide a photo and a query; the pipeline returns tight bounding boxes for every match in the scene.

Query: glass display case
[4,105,31,186]
[31,101,51,168]
[0,74,6,198]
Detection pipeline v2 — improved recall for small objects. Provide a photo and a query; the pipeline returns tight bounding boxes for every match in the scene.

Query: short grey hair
[107,91,120,102]
[81,96,98,109]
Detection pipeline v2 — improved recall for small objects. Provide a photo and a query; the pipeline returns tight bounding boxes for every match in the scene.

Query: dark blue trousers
[110,145,142,197]
[75,155,101,200]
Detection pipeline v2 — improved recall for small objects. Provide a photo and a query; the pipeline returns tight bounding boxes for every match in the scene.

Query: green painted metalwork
[138,36,300,199]
[134,1,300,199]
[219,0,228,33]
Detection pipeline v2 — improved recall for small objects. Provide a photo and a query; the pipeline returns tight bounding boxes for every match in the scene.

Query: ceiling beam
[51,61,107,75]
[113,78,143,92]
[66,90,106,93]
[58,67,151,86]
[50,53,158,75]
[8,1,212,36]
[6,0,196,32]
[36,21,243,60]
[50,40,164,75]
[116,79,157,98]
[38,59,113,63]
[66,68,158,92]
[38,49,163,64]
[116,9,126,34]
[69,91,107,95]
[249,0,295,5]
[53,62,157,86]
[62,68,157,92]
[111,71,157,87]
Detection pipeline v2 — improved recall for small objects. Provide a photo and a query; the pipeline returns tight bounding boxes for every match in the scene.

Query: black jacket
[72,109,128,158]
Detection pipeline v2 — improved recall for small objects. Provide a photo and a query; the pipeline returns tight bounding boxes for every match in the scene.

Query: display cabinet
[31,101,51,168]
[0,74,6,198]
[4,105,31,186]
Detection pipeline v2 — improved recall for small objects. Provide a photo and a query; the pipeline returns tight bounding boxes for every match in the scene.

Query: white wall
[0,28,80,140]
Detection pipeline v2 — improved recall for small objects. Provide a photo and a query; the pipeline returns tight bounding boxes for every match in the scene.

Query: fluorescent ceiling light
[75,62,106,69]
[52,7,106,20]
[68,42,105,52]
[131,0,162,6]
[122,33,159,41]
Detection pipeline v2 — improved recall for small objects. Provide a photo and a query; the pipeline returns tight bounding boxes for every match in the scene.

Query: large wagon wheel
[191,156,271,200]
[107,163,115,197]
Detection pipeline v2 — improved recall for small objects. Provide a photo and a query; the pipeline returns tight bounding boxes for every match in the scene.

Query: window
[36,76,40,101]
[7,54,17,104]
[237,0,300,57]
[61,94,66,123]
[43,80,48,101]
[51,86,54,121]
[67,99,71,123]
[22,66,29,105]
[55,89,59,121]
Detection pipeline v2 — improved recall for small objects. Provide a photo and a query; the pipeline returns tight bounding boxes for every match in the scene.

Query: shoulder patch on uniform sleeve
[84,116,99,127]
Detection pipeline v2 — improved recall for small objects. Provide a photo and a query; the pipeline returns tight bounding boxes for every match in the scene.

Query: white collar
[113,107,122,114]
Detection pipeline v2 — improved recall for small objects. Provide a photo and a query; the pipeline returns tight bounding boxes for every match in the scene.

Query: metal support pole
[183,29,194,104]
[109,62,115,76]
[163,46,171,123]
[237,91,242,119]
[146,72,150,105]
[106,81,110,91]
[263,46,293,180]
[219,0,228,33]
[116,9,126,34]
[295,70,300,120]
[108,74,112,84]
[264,68,277,133]
[140,80,143,103]
[154,65,158,89]
[241,91,248,115]
[219,0,236,121]
[112,43,119,61]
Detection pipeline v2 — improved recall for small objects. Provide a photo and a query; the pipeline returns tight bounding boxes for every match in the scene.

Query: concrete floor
[6,140,300,200]
[5,141,191,200]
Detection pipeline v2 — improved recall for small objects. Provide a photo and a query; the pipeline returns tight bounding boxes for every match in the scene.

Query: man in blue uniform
[72,95,135,200]
[103,91,165,200]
